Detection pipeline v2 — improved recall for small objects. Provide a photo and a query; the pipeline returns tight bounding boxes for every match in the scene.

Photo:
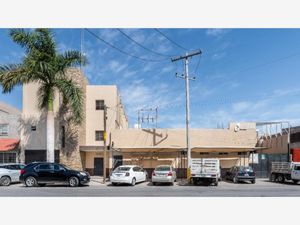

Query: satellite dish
[234,123,240,132]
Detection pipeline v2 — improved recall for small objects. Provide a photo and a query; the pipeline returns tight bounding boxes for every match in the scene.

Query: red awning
[0,138,20,152]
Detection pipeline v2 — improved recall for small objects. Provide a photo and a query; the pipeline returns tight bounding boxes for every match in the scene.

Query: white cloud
[206,29,228,37]
[108,60,128,73]
[212,52,226,60]
[232,101,251,113]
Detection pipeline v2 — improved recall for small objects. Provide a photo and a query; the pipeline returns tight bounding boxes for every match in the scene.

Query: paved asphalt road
[0,178,300,197]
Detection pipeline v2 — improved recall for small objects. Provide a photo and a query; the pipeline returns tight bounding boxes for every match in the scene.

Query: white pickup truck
[270,162,300,184]
[190,158,220,186]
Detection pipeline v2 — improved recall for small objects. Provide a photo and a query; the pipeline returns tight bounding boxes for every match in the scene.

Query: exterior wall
[0,110,20,138]
[21,82,61,151]
[59,69,88,170]
[85,85,128,146]
[0,103,21,162]
[21,68,88,169]
[258,134,288,154]
[111,124,257,150]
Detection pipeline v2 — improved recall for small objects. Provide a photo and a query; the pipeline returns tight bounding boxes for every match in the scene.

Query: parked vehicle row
[2,161,300,188]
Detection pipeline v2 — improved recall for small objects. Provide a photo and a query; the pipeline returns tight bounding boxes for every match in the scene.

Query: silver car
[0,168,21,186]
[151,165,177,185]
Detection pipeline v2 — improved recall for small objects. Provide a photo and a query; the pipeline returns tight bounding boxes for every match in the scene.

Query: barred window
[95,100,105,110]
[0,152,16,163]
[95,130,104,141]
[0,124,9,136]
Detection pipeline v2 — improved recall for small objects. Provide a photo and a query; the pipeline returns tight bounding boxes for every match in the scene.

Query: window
[0,124,9,136]
[294,166,300,171]
[31,125,36,131]
[38,164,53,171]
[0,153,17,163]
[95,100,105,110]
[219,152,228,155]
[95,131,104,141]
[133,167,140,172]
[61,126,65,148]
[54,164,65,172]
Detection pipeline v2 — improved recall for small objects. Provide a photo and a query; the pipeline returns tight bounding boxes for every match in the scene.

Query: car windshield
[114,167,131,172]
[239,167,253,172]
[155,166,171,171]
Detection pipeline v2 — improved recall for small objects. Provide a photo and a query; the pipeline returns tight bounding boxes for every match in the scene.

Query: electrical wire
[232,51,300,76]
[116,28,174,58]
[192,54,202,75]
[154,28,188,51]
[85,28,169,63]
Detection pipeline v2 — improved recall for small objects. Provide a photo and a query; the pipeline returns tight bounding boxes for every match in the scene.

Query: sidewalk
[89,176,109,186]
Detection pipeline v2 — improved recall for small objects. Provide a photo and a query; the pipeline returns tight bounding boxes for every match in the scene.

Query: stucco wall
[111,126,257,150]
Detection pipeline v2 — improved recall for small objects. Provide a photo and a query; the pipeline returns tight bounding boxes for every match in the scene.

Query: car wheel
[251,179,256,184]
[131,178,136,186]
[152,182,156,186]
[112,182,117,186]
[233,177,238,183]
[292,180,298,184]
[170,182,174,186]
[25,176,37,187]
[0,176,11,186]
[69,176,79,187]
[277,174,285,183]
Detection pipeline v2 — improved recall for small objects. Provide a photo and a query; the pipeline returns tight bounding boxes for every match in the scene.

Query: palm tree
[0,28,87,162]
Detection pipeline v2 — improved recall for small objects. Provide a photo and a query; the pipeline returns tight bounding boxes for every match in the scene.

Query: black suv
[225,166,256,184]
[20,162,90,187]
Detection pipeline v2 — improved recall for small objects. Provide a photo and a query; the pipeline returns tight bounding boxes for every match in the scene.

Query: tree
[0,28,87,162]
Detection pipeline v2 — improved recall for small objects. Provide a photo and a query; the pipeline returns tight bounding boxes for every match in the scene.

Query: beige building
[110,122,258,177]
[21,68,128,175]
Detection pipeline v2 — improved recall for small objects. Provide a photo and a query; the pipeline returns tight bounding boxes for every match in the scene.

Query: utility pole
[103,105,107,184]
[171,50,202,180]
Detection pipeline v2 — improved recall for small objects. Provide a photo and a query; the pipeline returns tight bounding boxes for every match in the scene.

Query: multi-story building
[21,68,128,175]
[0,102,21,163]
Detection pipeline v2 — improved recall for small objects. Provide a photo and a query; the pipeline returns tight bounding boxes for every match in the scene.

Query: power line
[85,28,168,63]
[154,28,188,51]
[233,52,300,76]
[116,28,174,58]
[192,54,202,75]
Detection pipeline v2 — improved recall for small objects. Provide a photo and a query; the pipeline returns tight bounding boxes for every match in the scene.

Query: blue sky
[1,28,300,128]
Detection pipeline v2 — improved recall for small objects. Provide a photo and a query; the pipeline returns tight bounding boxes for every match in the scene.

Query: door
[36,164,54,183]
[53,164,68,183]
[8,170,21,183]
[292,165,300,180]
[94,158,104,176]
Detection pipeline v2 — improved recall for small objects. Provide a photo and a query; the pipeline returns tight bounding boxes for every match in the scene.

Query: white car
[152,165,177,185]
[110,165,148,186]
[0,168,20,186]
